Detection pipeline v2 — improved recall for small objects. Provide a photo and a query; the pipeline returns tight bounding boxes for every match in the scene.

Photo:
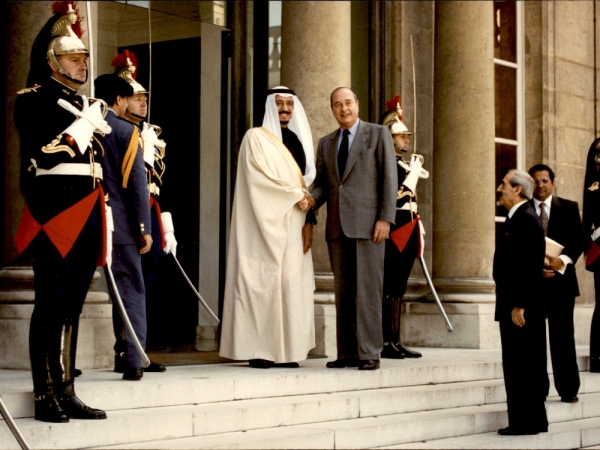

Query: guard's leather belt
[36,162,103,179]
[397,203,417,212]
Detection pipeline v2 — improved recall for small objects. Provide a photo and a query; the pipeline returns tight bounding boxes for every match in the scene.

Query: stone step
[80,394,599,449]
[385,416,600,449]
[0,349,596,449]
[2,381,599,449]
[0,350,594,419]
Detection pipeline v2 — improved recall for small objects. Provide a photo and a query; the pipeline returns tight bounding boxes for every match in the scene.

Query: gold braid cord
[121,126,140,188]
[41,137,76,158]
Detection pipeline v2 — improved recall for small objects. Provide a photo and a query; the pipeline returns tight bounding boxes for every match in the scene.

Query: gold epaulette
[16,84,41,95]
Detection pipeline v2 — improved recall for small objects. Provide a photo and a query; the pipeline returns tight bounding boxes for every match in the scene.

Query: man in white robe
[219,87,316,368]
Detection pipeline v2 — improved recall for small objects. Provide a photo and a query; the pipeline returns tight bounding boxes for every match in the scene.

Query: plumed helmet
[111,50,149,95]
[27,2,88,86]
[381,95,412,136]
[47,2,89,83]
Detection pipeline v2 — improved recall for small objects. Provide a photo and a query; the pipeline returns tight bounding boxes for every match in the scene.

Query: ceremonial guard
[13,3,108,422]
[94,72,153,380]
[379,97,425,359]
[110,50,174,373]
[583,138,600,373]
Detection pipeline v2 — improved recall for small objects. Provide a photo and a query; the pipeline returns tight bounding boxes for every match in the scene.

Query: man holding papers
[529,164,584,403]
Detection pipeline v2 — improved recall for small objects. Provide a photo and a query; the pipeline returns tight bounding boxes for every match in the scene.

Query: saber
[104,266,151,368]
[417,257,453,332]
[0,396,30,450]
[86,2,94,97]
[410,35,417,154]
[169,253,220,324]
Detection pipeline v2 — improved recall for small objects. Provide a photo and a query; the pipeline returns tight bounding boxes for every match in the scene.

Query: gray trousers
[328,234,385,360]
[111,243,147,368]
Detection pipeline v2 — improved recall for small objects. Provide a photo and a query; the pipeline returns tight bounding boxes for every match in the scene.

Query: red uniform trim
[150,196,166,250]
[390,215,420,255]
[15,186,105,260]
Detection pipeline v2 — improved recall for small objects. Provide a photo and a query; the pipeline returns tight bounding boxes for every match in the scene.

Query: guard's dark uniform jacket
[383,156,420,298]
[13,76,105,401]
[14,77,106,261]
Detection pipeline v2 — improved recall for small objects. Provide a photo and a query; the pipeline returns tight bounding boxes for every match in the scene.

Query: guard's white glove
[58,96,111,155]
[105,204,114,268]
[161,212,177,256]
[402,154,423,194]
[141,123,166,167]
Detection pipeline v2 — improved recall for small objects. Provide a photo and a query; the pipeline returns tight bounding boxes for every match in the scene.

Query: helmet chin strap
[125,107,146,124]
[53,59,88,86]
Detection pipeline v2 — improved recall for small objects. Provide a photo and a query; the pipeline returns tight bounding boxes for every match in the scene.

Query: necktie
[337,129,350,178]
[539,202,549,236]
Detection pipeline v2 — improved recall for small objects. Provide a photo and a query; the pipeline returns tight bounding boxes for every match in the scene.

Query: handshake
[296,188,315,212]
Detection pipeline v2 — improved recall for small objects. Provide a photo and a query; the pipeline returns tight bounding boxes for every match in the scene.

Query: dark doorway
[118,38,200,350]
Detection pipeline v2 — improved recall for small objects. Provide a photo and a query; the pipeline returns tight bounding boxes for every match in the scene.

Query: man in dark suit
[311,87,397,371]
[95,74,152,381]
[494,169,548,435]
[529,164,583,403]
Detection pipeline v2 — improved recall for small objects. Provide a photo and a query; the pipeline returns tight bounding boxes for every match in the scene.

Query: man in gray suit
[311,87,397,370]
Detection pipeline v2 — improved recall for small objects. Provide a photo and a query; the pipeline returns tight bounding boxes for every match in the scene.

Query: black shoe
[326,358,360,368]
[591,357,600,373]
[114,353,127,374]
[59,395,107,420]
[249,359,272,369]
[498,426,547,436]
[272,362,299,368]
[560,396,579,403]
[123,367,143,380]
[394,342,422,358]
[381,342,405,359]
[73,368,82,377]
[145,362,166,372]
[359,359,380,371]
[34,395,69,423]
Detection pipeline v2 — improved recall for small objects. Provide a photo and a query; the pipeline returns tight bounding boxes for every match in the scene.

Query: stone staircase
[1,347,599,449]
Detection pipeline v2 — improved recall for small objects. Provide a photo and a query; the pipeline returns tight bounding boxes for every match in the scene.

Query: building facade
[1,1,598,364]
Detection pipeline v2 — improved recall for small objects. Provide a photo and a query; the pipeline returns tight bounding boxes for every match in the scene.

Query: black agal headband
[267,88,295,96]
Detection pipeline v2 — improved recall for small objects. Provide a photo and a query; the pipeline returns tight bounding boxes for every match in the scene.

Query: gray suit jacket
[312,120,397,240]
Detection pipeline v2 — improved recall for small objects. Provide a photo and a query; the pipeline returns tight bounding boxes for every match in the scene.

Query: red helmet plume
[111,50,139,80]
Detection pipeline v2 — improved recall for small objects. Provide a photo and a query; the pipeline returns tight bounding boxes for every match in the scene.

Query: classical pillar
[280,1,351,276]
[432,1,496,293]
[280,1,351,356]
[404,1,497,349]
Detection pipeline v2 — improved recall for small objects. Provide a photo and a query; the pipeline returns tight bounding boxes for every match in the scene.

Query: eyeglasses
[533,178,551,185]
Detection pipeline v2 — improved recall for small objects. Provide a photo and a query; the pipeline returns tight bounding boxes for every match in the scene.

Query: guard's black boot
[34,393,69,423]
[394,341,422,358]
[30,314,67,423]
[381,341,405,359]
[114,352,128,373]
[59,382,107,420]
[591,356,600,373]
[58,318,107,420]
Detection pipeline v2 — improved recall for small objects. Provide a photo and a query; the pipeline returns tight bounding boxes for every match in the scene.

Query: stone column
[280,1,351,356]
[433,1,496,292]
[280,1,351,276]
[404,2,498,349]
